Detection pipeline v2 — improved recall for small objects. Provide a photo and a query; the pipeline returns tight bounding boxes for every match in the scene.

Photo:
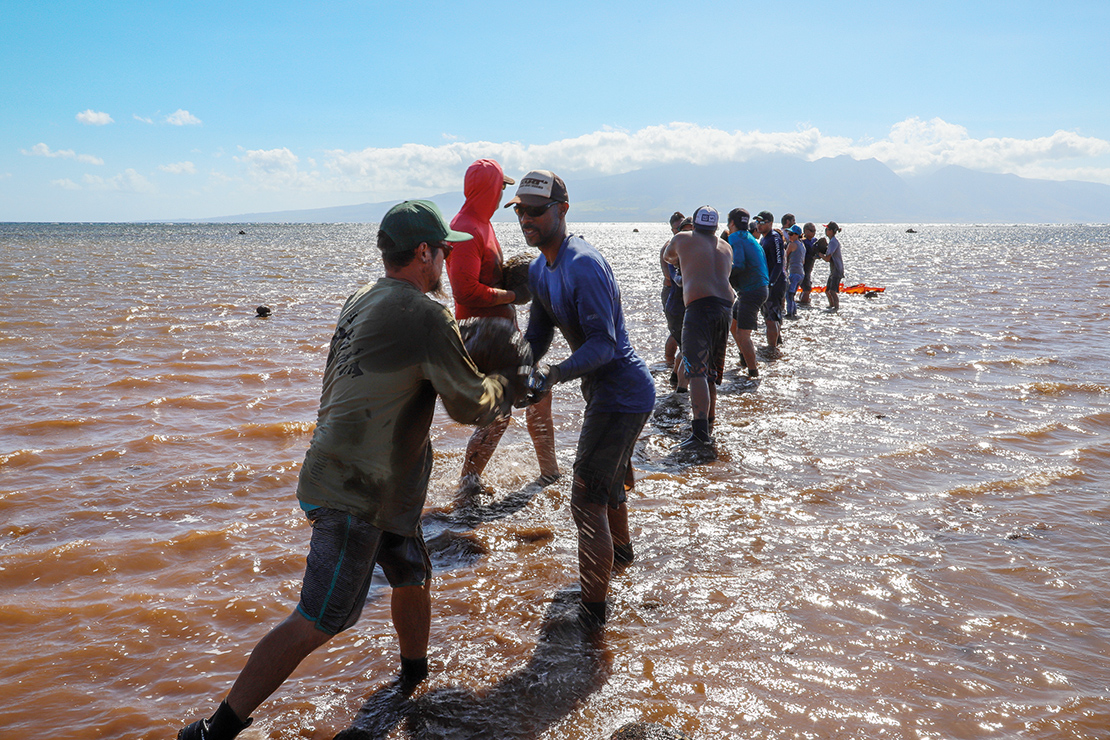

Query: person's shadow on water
[335,588,611,740]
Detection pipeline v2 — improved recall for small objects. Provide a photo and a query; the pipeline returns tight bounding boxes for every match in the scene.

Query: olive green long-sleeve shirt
[297,277,508,535]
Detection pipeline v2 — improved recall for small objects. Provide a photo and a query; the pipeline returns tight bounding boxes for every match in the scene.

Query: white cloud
[207,118,1110,204]
[134,114,154,124]
[21,142,104,165]
[236,147,299,172]
[165,109,202,126]
[76,109,114,125]
[232,147,322,190]
[310,119,1110,198]
[51,178,81,190]
[82,169,155,193]
[835,117,1110,178]
[159,161,197,175]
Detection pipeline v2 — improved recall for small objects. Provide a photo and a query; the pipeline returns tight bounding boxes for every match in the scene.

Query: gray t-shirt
[786,238,806,276]
[825,236,844,276]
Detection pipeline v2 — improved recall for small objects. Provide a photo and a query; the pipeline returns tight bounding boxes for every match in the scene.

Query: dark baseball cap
[728,208,750,229]
[379,200,472,253]
[754,211,774,224]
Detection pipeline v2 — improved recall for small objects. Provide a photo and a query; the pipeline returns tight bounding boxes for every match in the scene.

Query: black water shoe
[177,701,251,740]
[398,656,429,694]
[578,600,607,631]
[614,542,635,566]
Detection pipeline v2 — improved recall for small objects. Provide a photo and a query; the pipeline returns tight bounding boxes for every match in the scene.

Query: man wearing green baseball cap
[177,200,523,740]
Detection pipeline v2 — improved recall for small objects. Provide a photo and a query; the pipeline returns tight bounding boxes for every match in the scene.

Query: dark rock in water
[610,722,693,740]
[906,228,917,233]
[238,229,246,235]
[632,228,639,232]
[458,317,533,398]
[501,253,533,305]
[255,305,271,317]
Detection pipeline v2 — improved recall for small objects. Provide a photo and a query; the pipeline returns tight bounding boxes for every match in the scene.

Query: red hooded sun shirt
[447,159,517,321]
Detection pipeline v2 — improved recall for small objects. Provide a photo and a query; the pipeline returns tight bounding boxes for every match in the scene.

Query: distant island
[187,155,1110,225]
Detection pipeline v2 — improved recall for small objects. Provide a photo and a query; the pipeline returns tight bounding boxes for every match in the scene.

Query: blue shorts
[297,507,431,635]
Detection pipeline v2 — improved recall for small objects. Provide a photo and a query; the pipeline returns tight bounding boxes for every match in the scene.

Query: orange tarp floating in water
[810,283,885,294]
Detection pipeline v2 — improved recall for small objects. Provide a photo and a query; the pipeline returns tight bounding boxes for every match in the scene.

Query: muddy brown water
[1,222,1108,739]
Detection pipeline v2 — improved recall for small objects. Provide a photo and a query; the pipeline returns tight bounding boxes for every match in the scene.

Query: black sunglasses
[513,201,561,218]
[427,241,453,258]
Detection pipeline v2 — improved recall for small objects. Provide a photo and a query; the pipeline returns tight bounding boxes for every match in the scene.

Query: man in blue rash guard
[726,207,769,379]
[506,170,656,629]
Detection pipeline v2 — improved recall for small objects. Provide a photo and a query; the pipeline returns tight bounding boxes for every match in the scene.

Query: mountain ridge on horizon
[185,155,1110,225]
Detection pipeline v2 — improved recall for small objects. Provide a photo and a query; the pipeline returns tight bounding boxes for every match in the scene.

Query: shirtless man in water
[663,206,735,450]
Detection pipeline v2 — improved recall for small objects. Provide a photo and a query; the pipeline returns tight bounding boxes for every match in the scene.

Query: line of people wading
[661,206,844,448]
[175,161,840,739]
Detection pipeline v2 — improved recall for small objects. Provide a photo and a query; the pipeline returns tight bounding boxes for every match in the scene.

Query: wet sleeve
[423,306,507,427]
[446,240,503,310]
[553,260,617,381]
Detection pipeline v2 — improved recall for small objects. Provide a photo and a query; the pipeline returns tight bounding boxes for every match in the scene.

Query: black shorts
[573,409,650,509]
[297,507,431,635]
[681,296,732,384]
[762,279,786,324]
[826,270,843,293]
[732,285,768,331]
[665,308,685,347]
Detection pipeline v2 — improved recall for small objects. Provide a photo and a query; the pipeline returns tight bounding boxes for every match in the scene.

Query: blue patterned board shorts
[297,507,431,635]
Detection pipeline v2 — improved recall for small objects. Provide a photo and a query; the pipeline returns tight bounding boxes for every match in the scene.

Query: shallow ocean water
[1,221,1108,739]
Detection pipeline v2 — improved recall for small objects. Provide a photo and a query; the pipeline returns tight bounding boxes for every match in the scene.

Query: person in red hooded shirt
[448,159,560,489]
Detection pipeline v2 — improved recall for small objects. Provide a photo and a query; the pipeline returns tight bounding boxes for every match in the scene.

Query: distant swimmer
[509,169,655,629]
[176,200,524,740]
[663,206,734,450]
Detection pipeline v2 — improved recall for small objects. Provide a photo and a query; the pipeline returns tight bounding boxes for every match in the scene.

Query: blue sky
[3,0,1108,221]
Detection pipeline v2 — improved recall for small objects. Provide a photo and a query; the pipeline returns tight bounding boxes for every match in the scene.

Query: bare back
[663,230,735,306]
